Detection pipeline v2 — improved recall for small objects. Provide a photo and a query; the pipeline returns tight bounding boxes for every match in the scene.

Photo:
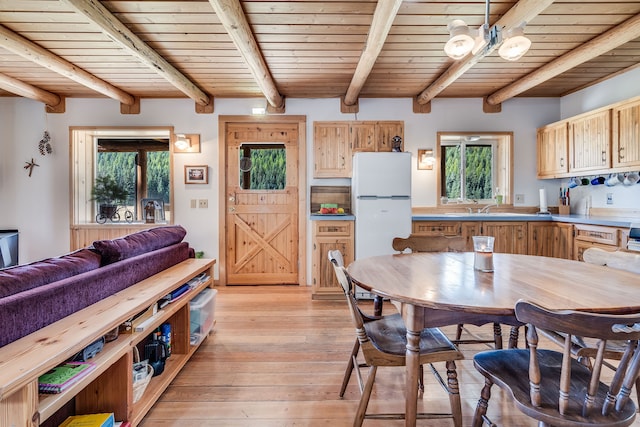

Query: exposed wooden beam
[0,72,63,110]
[209,0,284,110]
[0,24,135,106]
[343,0,403,108]
[61,0,212,109]
[415,0,555,106]
[487,12,640,105]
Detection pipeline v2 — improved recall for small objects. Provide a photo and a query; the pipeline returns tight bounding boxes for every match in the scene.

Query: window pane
[465,145,493,200]
[146,151,170,203]
[443,145,461,199]
[96,151,137,207]
[240,145,286,190]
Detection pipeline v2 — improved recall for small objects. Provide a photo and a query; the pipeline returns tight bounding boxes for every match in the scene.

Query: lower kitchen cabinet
[573,223,628,261]
[312,220,354,299]
[462,222,528,254]
[528,222,573,259]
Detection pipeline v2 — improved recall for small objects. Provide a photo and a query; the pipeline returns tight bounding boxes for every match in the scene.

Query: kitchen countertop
[411,213,638,228]
[310,214,355,221]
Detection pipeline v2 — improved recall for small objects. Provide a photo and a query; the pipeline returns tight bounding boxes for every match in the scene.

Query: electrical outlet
[190,199,197,209]
[606,193,613,205]
[515,194,525,204]
[198,199,208,209]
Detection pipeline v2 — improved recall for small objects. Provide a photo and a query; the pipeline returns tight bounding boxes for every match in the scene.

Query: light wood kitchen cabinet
[568,109,611,173]
[612,98,640,169]
[527,222,573,259]
[312,220,354,299]
[412,221,461,236]
[537,121,569,178]
[351,121,404,152]
[462,222,528,254]
[313,122,352,178]
[573,223,626,261]
[350,122,376,152]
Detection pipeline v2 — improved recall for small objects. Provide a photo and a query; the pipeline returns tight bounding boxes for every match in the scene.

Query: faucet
[477,203,498,214]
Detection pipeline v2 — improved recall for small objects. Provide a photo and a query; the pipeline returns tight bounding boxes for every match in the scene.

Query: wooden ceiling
[0,0,639,113]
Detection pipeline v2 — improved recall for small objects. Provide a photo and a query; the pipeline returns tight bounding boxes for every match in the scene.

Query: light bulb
[498,26,531,61]
[444,20,474,60]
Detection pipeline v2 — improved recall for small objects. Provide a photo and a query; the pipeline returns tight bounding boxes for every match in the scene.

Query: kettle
[144,333,168,377]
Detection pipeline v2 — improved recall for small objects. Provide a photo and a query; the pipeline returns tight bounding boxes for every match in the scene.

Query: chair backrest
[583,247,640,274]
[392,234,466,253]
[515,300,640,417]
[328,252,366,331]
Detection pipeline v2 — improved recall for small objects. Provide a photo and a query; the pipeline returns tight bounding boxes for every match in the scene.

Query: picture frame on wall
[185,165,208,184]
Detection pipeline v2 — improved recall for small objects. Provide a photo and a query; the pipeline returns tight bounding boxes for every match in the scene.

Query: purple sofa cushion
[0,242,190,348]
[0,249,101,298]
[93,225,186,265]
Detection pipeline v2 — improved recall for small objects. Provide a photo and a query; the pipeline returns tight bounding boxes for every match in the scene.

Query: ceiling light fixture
[445,0,531,62]
[444,20,474,60]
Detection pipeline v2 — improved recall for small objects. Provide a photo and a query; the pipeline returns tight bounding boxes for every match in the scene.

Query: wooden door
[376,121,404,152]
[313,122,351,178]
[225,122,299,285]
[613,99,640,168]
[350,122,376,152]
[528,222,573,259]
[568,110,611,172]
[537,122,568,178]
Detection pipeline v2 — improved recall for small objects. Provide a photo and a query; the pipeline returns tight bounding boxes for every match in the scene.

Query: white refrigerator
[352,152,412,298]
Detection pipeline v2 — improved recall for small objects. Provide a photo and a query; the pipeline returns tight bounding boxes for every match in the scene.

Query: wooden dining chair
[329,251,464,427]
[392,234,511,349]
[540,247,640,406]
[472,300,640,427]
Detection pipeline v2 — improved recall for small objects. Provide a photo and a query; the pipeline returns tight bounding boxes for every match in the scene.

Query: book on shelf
[59,412,114,427]
[38,361,96,394]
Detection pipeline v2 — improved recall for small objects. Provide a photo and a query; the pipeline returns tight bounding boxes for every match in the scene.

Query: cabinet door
[376,121,404,152]
[568,110,611,173]
[350,122,376,152]
[528,222,573,259]
[612,99,640,168]
[537,122,569,178]
[481,222,528,254]
[312,221,354,298]
[313,122,351,178]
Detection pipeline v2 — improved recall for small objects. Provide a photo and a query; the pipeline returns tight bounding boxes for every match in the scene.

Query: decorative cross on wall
[24,158,39,177]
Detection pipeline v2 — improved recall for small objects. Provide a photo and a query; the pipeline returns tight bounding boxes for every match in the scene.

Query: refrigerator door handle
[357,195,410,200]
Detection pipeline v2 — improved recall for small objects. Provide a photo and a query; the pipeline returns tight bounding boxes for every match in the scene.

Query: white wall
[1,67,637,276]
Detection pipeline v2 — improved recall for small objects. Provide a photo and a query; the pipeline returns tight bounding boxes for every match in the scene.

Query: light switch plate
[198,199,208,208]
[607,193,613,205]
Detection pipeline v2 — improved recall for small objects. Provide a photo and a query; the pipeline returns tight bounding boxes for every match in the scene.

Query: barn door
[225,122,299,284]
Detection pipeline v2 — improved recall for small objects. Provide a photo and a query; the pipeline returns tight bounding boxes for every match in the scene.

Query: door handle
[228,206,236,213]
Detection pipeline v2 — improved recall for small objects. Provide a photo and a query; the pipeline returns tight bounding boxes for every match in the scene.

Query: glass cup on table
[473,236,495,272]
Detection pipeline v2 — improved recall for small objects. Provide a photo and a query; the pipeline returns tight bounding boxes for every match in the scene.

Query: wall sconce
[174,133,200,153]
[418,149,435,170]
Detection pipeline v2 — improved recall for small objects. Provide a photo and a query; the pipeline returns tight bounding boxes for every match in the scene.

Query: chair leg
[418,364,424,392]
[354,366,377,427]
[635,376,640,412]
[446,360,462,427]
[340,338,360,397]
[455,323,464,341]
[472,377,494,427]
[492,323,503,349]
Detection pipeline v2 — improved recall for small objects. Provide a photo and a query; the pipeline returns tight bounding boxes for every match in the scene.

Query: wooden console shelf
[0,258,216,426]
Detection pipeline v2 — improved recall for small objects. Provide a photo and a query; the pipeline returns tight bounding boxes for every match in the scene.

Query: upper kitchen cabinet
[568,109,611,173]
[612,97,640,169]
[313,121,405,178]
[537,121,569,178]
[313,122,352,178]
[351,121,404,153]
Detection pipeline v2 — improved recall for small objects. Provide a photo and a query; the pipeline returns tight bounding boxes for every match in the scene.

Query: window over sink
[437,132,513,205]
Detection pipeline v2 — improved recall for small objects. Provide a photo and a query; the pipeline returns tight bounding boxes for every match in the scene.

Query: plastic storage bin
[189,288,217,345]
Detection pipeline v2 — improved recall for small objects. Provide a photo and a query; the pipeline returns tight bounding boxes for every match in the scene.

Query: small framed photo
[185,165,208,184]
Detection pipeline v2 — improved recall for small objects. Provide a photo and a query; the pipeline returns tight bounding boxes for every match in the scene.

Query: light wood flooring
[140,285,640,426]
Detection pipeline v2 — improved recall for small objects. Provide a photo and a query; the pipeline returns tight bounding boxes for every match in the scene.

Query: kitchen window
[437,132,513,205]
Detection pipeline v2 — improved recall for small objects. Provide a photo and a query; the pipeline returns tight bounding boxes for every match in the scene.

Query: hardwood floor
[140,286,640,426]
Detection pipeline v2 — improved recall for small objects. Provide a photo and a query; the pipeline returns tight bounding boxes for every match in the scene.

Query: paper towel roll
[539,188,548,213]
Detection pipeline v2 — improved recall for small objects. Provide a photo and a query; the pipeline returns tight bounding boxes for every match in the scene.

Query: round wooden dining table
[347,251,640,427]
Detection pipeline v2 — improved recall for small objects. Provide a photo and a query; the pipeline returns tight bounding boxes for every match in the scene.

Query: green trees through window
[239,145,286,190]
